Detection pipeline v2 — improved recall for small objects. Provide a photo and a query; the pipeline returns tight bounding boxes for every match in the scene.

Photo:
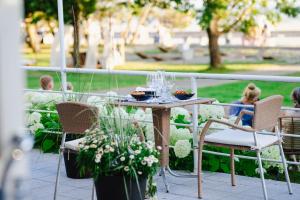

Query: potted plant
[77,107,160,200]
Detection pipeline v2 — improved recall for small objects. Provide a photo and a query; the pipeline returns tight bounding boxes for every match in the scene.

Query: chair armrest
[199,118,254,143]
[234,110,254,125]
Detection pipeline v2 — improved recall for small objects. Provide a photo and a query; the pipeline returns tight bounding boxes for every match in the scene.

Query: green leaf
[209,157,219,172]
[220,162,230,173]
[42,139,55,152]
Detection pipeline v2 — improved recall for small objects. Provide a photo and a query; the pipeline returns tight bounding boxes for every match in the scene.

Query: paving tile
[28,150,300,200]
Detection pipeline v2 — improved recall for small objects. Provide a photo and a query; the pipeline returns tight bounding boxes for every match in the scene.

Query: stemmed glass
[165,74,175,100]
[146,71,176,102]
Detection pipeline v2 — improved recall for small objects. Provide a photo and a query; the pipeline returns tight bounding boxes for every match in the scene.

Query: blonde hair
[242,83,261,103]
[40,75,53,90]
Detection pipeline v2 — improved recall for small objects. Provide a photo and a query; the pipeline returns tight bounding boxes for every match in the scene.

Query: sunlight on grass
[116,61,282,73]
[198,73,300,107]
[26,71,146,92]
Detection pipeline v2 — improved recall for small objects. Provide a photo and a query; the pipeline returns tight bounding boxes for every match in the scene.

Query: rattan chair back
[280,116,300,155]
[56,102,99,134]
[253,95,283,131]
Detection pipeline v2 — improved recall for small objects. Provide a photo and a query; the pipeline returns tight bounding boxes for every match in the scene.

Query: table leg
[152,108,170,192]
[152,108,170,167]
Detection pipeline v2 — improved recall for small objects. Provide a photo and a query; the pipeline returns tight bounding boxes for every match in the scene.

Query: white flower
[129,155,135,159]
[104,91,118,102]
[29,122,44,133]
[46,93,62,102]
[171,107,190,121]
[124,166,130,172]
[199,100,225,122]
[24,92,36,103]
[95,153,102,163]
[145,108,152,115]
[170,126,191,146]
[105,145,110,149]
[134,150,141,155]
[132,109,146,125]
[112,107,129,119]
[87,96,103,105]
[141,160,147,165]
[30,93,48,104]
[84,146,89,150]
[90,144,97,148]
[259,145,284,173]
[120,156,126,161]
[109,147,115,152]
[97,148,103,154]
[138,171,142,175]
[174,140,192,158]
[146,141,154,149]
[28,112,42,125]
[255,167,267,174]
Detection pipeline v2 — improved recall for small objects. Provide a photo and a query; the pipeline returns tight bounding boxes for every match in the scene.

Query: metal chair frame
[54,102,99,200]
[197,95,293,200]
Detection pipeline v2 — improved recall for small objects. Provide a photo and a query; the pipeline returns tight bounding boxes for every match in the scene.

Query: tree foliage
[24,0,97,24]
[171,0,300,68]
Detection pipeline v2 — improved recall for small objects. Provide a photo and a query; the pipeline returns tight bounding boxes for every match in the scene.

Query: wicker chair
[54,102,99,200]
[280,116,300,155]
[279,115,300,169]
[197,95,292,200]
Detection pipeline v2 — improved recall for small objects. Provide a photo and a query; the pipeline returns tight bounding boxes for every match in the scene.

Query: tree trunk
[25,23,40,53]
[72,4,80,68]
[207,28,221,69]
[128,4,152,45]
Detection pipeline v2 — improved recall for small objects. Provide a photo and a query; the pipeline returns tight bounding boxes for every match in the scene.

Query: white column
[0,0,29,199]
[57,0,67,98]
[191,77,199,174]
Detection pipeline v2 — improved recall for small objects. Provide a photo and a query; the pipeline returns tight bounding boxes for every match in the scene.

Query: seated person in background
[60,82,74,91]
[67,82,73,91]
[40,75,54,90]
[283,87,300,116]
[229,83,261,126]
[280,88,300,165]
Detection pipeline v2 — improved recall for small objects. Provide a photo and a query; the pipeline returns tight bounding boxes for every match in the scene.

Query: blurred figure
[40,75,54,90]
[282,87,300,116]
[280,87,300,168]
[229,83,261,126]
[67,82,73,91]
[60,82,73,91]
[291,88,300,108]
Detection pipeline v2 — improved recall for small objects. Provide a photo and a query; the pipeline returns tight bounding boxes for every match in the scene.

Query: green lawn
[24,45,299,103]
[198,73,300,107]
[26,71,146,92]
[116,61,286,73]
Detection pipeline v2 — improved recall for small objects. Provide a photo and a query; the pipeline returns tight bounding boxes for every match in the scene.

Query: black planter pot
[94,175,147,200]
[63,149,92,179]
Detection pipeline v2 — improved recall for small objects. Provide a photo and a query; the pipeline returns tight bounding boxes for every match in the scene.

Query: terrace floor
[29,150,300,200]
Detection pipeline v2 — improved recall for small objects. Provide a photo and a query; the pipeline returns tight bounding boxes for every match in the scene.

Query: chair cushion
[65,137,85,151]
[204,129,279,149]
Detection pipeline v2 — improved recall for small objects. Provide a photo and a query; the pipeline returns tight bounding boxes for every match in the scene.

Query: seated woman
[283,87,300,116]
[280,87,300,163]
[229,83,261,126]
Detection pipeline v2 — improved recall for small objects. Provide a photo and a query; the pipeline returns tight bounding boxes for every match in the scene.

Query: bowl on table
[173,90,194,100]
[131,91,152,101]
[135,87,156,97]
